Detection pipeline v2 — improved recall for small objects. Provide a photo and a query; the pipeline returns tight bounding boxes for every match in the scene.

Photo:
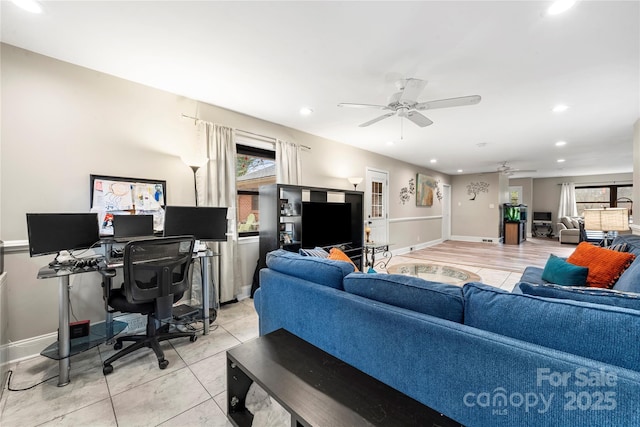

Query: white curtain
[195,121,241,304]
[558,182,578,219]
[276,139,301,184]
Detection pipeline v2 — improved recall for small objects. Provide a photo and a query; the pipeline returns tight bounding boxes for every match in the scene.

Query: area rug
[387,263,481,286]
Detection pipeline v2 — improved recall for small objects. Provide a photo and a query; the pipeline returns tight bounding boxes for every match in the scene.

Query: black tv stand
[258,184,364,272]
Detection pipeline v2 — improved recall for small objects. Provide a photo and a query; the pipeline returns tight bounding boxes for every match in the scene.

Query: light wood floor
[402,237,576,273]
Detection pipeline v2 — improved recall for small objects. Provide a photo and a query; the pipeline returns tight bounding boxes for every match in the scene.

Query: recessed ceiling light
[386,141,395,146]
[548,0,576,15]
[299,107,313,115]
[552,104,569,113]
[430,159,437,164]
[555,141,567,146]
[11,0,41,13]
[557,159,566,163]
[457,169,463,173]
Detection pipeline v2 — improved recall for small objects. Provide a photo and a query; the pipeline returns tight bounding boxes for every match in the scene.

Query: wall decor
[416,174,437,207]
[399,178,416,205]
[467,181,490,200]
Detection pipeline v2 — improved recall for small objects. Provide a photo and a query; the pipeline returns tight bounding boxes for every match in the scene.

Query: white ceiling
[2,1,639,178]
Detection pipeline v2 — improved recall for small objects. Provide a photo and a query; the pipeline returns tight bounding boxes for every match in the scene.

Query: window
[236,144,276,236]
[575,184,633,216]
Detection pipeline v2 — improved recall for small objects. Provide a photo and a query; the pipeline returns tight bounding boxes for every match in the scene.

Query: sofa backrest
[343,273,464,323]
[463,282,640,371]
[265,249,354,290]
[611,235,640,293]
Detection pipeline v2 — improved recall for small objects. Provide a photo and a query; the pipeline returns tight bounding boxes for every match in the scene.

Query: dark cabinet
[258,184,364,270]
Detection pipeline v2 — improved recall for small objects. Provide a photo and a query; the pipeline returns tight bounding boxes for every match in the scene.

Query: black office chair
[102,236,197,375]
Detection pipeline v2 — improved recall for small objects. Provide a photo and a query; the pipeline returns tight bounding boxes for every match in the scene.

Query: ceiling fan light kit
[338,78,481,128]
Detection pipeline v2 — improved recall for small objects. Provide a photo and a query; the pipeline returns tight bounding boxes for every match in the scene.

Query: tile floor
[0,298,259,427]
[0,260,520,427]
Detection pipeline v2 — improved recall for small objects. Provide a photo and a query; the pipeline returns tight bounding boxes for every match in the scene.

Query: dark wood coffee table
[227,328,462,427]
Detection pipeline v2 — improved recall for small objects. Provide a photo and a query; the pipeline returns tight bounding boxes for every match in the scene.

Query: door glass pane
[371,181,383,219]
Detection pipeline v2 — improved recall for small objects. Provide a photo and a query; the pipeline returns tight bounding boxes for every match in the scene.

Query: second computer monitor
[112,214,155,239]
[163,206,228,241]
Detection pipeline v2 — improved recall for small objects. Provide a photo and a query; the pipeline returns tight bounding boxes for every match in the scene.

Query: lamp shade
[347,177,363,186]
[583,208,629,231]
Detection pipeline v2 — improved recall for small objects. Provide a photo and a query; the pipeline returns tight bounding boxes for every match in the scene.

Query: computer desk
[37,249,218,387]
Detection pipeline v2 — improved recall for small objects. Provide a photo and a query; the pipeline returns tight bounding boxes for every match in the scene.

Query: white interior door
[365,168,389,243]
[442,184,451,241]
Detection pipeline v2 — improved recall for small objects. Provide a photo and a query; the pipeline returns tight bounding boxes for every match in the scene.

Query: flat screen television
[112,214,155,239]
[26,213,100,257]
[163,206,228,241]
[301,202,352,248]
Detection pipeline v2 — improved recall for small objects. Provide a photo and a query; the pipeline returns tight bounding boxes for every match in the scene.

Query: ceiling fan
[497,161,537,176]
[338,78,481,128]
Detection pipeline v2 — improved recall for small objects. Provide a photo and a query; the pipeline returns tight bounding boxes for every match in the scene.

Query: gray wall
[451,172,502,240]
[1,44,446,345]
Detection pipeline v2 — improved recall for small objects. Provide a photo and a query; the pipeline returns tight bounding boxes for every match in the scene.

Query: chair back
[122,236,195,306]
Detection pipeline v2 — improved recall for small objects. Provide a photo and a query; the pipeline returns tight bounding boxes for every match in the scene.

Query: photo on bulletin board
[90,174,167,235]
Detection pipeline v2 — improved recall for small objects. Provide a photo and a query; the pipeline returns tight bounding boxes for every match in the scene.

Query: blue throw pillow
[541,254,588,286]
[519,282,640,311]
[463,282,640,372]
[343,273,464,323]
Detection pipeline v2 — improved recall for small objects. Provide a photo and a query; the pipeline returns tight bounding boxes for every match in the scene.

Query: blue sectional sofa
[254,249,640,426]
[519,234,640,297]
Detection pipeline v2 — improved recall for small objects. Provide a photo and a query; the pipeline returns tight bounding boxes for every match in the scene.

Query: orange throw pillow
[328,247,359,272]
[566,242,636,288]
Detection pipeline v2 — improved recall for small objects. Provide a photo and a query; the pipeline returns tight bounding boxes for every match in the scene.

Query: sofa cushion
[518,282,640,311]
[266,249,353,290]
[519,266,545,285]
[463,282,640,371]
[566,242,635,288]
[343,273,464,323]
[541,254,589,286]
[561,216,574,229]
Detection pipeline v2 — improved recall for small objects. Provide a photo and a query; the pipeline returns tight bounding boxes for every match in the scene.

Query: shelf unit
[259,184,364,270]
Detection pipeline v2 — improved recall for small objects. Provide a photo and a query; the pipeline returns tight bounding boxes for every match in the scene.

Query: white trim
[389,215,442,223]
[8,331,58,363]
[451,235,500,244]
[3,240,28,253]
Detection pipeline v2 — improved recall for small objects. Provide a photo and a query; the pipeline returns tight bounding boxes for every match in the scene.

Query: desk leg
[201,257,210,335]
[58,276,70,387]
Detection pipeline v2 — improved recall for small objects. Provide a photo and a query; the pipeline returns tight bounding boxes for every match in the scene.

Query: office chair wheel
[158,359,169,370]
[190,335,197,342]
[103,364,113,375]
[113,341,123,350]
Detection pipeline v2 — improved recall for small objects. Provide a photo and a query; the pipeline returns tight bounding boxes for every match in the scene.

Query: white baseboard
[8,332,58,364]
[450,235,501,244]
[237,285,251,301]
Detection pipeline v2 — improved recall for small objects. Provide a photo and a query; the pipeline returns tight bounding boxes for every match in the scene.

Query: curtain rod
[557,181,633,186]
[181,113,311,150]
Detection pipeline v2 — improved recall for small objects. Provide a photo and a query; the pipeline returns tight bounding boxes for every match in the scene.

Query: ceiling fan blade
[415,95,481,111]
[359,112,396,127]
[405,111,433,127]
[398,78,427,104]
[338,102,390,110]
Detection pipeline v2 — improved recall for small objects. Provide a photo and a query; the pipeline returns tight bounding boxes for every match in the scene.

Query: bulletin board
[89,174,167,235]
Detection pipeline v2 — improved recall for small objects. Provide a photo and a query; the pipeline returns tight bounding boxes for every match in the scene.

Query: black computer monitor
[26,213,100,257]
[163,206,228,241]
[112,214,154,238]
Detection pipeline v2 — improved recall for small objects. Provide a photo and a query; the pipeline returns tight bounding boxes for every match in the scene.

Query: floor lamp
[583,208,629,246]
[181,157,208,206]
